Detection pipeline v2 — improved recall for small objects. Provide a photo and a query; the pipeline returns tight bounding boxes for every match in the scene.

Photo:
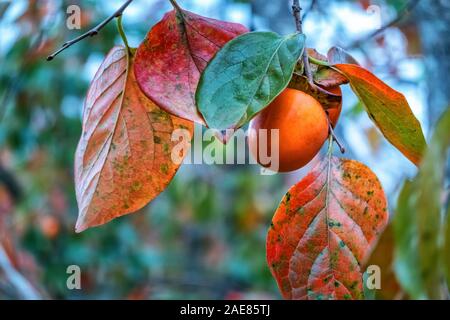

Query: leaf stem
[169,0,184,13]
[291,0,314,84]
[47,0,134,61]
[308,55,331,67]
[327,134,334,156]
[116,15,132,56]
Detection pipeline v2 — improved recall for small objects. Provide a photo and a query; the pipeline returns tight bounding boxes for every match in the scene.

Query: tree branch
[292,0,314,84]
[347,0,420,49]
[47,0,134,61]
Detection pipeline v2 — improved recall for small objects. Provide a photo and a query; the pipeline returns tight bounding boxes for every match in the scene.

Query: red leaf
[314,68,349,88]
[267,156,388,300]
[134,8,248,125]
[306,48,349,88]
[75,46,193,232]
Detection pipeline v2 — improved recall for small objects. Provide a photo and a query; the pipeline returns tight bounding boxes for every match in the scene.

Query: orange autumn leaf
[267,156,388,300]
[333,64,426,165]
[75,46,193,232]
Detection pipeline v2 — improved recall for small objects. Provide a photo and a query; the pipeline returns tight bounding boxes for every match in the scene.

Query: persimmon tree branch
[292,0,314,84]
[47,0,134,61]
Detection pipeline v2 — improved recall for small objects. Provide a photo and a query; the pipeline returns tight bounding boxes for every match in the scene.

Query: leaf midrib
[80,48,133,225]
[244,35,293,121]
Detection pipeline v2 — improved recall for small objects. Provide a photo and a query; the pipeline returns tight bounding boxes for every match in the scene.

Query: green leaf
[196,32,305,129]
[333,64,427,166]
[393,180,425,299]
[445,205,450,291]
[394,107,450,299]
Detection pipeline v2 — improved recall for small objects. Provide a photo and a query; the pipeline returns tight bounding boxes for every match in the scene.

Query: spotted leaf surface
[75,46,193,232]
[197,32,305,130]
[267,156,388,300]
[134,8,248,125]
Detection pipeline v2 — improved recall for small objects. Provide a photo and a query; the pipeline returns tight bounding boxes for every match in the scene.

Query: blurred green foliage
[394,108,450,299]
[0,0,287,299]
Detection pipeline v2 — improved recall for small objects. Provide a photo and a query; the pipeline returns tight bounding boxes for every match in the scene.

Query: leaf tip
[75,218,88,233]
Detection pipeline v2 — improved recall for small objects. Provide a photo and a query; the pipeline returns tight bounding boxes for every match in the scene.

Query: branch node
[291,0,314,85]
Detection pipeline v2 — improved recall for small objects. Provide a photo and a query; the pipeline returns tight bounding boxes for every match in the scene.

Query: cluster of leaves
[75,2,247,231]
[1,1,282,299]
[69,0,431,300]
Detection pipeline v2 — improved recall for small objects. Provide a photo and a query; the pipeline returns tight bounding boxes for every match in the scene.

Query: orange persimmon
[326,85,342,127]
[249,88,329,172]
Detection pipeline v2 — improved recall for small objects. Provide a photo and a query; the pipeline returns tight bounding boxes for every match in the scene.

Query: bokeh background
[0,0,449,299]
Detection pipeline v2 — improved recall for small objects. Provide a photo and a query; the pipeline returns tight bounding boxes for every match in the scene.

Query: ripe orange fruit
[326,86,342,128]
[249,88,329,172]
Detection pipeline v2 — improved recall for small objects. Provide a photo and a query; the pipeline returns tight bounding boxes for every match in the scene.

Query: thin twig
[327,113,345,154]
[292,0,314,84]
[47,0,134,61]
[302,0,317,21]
[347,0,420,49]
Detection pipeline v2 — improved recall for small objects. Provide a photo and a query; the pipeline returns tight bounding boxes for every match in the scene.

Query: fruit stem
[291,0,314,85]
[327,114,345,154]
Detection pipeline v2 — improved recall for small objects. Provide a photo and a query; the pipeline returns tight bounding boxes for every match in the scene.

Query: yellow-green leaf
[333,64,426,166]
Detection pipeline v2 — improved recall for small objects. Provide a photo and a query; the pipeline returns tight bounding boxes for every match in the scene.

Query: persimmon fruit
[249,88,331,172]
[325,85,342,127]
